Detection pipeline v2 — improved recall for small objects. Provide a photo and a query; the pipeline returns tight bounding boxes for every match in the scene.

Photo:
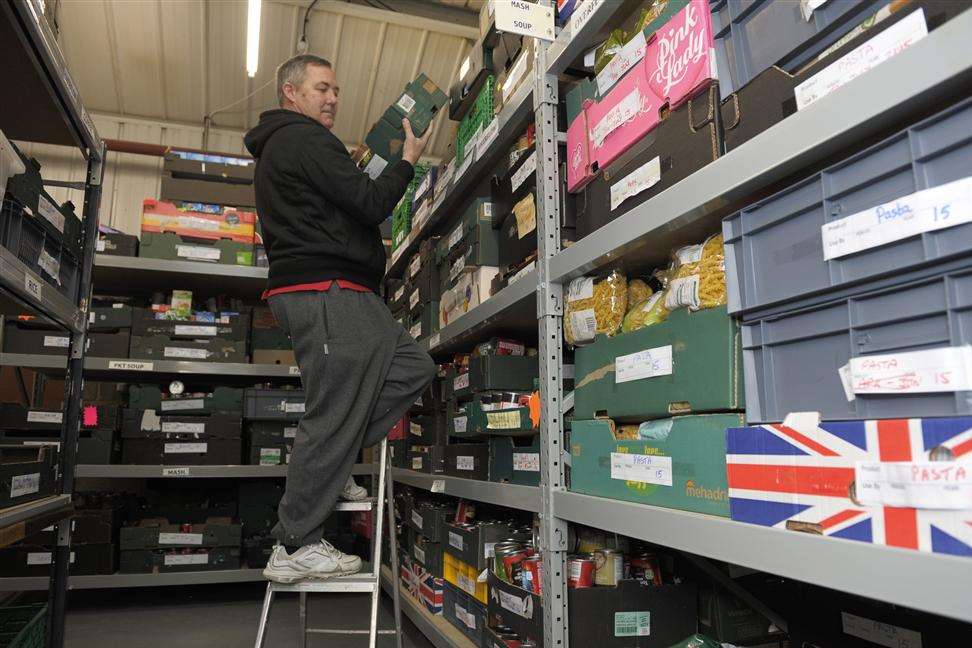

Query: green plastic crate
[0,604,46,648]
[456,76,494,164]
[390,163,432,251]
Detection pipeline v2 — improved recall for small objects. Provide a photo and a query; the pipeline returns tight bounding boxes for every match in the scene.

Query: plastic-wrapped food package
[594,29,627,73]
[563,270,627,346]
[627,278,652,310]
[622,290,670,333]
[664,234,726,312]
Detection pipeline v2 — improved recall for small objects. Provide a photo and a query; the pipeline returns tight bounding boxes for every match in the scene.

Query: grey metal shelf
[391,468,540,512]
[548,7,972,282]
[0,353,301,383]
[385,81,534,280]
[380,566,476,648]
[545,0,633,75]
[554,491,972,624]
[0,494,72,536]
[418,269,538,355]
[93,254,269,299]
[0,568,266,592]
[0,247,83,334]
[75,463,373,479]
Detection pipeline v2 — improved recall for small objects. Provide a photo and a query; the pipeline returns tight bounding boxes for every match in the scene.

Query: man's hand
[402,118,433,166]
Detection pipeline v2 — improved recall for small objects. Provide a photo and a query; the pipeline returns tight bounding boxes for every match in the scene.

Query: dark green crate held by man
[244,54,435,583]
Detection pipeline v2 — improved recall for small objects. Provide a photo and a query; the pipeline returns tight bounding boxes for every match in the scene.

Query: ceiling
[54,0,484,157]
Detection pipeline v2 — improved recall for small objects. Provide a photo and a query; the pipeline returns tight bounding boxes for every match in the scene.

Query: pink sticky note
[83,405,98,427]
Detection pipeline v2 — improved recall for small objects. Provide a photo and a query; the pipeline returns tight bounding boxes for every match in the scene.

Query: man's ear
[282,82,298,105]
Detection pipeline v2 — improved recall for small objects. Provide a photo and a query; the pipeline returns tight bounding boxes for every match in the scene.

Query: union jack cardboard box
[401,554,444,614]
[726,416,972,556]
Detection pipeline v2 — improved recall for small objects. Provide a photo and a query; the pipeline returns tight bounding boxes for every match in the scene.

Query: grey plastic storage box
[741,259,972,423]
[724,96,972,319]
[710,0,887,99]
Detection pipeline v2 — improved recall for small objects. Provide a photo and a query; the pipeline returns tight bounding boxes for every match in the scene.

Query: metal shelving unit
[391,468,540,512]
[380,566,476,648]
[92,254,268,299]
[75,463,372,479]
[1,1,105,644]
[0,568,267,592]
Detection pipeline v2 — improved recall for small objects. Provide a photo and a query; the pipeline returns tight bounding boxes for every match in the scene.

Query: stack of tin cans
[566,547,662,589]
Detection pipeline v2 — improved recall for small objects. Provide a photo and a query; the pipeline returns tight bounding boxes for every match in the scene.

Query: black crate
[97,231,138,256]
[444,521,514,571]
[120,519,241,550]
[443,443,490,481]
[0,196,80,298]
[128,385,243,414]
[119,546,241,573]
[129,334,247,363]
[132,307,249,341]
[244,388,306,421]
[0,445,56,509]
[88,304,134,330]
[0,543,115,577]
[407,444,445,474]
[487,572,543,643]
[5,148,83,256]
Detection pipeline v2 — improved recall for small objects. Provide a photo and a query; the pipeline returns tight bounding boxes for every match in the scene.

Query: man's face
[288,63,339,129]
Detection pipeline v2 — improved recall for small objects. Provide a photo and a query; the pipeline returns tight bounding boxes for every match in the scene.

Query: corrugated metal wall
[15,113,248,236]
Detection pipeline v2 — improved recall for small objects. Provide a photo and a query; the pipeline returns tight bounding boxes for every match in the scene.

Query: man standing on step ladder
[244,54,436,583]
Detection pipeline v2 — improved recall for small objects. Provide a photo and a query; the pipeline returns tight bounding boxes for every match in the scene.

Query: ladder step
[333,498,376,512]
[306,629,397,635]
[269,569,379,594]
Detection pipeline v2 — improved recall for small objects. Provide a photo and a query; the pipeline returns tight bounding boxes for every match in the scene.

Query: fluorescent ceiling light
[246,0,262,78]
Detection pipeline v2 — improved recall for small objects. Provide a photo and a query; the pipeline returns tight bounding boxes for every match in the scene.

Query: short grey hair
[276,54,332,106]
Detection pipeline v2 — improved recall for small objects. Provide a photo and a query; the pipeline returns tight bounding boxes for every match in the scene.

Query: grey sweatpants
[267,285,435,547]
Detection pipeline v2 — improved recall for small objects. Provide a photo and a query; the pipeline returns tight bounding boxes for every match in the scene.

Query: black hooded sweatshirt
[243,109,414,292]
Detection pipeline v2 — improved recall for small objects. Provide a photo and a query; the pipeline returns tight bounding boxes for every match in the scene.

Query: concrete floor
[65,583,435,648]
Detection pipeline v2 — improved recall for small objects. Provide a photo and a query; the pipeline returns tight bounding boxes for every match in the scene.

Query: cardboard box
[401,553,446,615]
[129,334,247,363]
[409,412,448,447]
[444,581,488,646]
[569,415,740,517]
[489,435,541,486]
[408,444,446,474]
[574,306,742,421]
[140,199,255,242]
[163,152,254,183]
[444,443,490,480]
[487,572,542,643]
[128,385,243,414]
[407,301,439,341]
[443,551,488,604]
[444,520,514,571]
[450,355,538,400]
[0,543,116,576]
[0,445,56,509]
[453,399,533,437]
[132,307,249,341]
[120,519,241,550]
[407,502,456,543]
[139,232,254,266]
[97,231,138,256]
[160,175,256,208]
[243,388,305,421]
[2,323,129,358]
[411,533,444,578]
[251,349,296,366]
[440,266,500,328]
[726,416,972,556]
[698,587,774,645]
[363,75,447,175]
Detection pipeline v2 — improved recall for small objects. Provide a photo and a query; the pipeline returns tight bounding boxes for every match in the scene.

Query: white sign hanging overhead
[494,0,555,41]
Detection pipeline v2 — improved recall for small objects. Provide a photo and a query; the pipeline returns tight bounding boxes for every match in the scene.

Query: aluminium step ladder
[254,438,403,648]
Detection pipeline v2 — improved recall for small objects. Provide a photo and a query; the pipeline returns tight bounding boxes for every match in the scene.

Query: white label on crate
[27,410,62,424]
[394,286,405,302]
[288,365,301,375]
[108,360,154,371]
[284,426,298,439]
[410,290,420,310]
[571,0,602,37]
[477,119,500,161]
[510,152,537,193]
[495,0,554,40]
[610,156,661,211]
[503,50,531,105]
[37,195,65,232]
[412,457,423,470]
[162,467,192,477]
[260,448,281,465]
[413,544,426,564]
[454,373,470,391]
[453,416,468,434]
[854,461,972,510]
[614,611,651,637]
[820,176,972,261]
[570,308,597,342]
[391,238,408,265]
[800,0,830,21]
[665,275,700,311]
[27,551,75,565]
[457,573,477,595]
[174,324,217,336]
[164,346,209,359]
[428,333,440,350]
[610,453,673,487]
[37,249,60,281]
[486,411,521,429]
[164,442,208,454]
[176,216,220,232]
[160,399,205,412]
[396,93,417,114]
[413,201,431,232]
[284,402,305,413]
[567,277,594,301]
[363,153,388,180]
[497,589,532,618]
[513,453,541,472]
[675,244,704,265]
[412,510,424,529]
[23,272,42,301]
[410,422,423,438]
[848,346,972,394]
[448,225,463,251]
[408,254,422,279]
[430,479,445,493]
[22,441,58,449]
[10,473,41,498]
[161,421,205,434]
[591,88,641,148]
[410,322,422,340]
[510,261,535,285]
[449,531,464,551]
[456,455,475,471]
[597,30,648,96]
[449,256,466,281]
[455,147,475,182]
[96,239,106,252]
[481,543,497,561]
[838,363,856,402]
[432,189,446,214]
[176,245,221,261]
[794,9,927,111]
[164,553,209,566]
[841,612,923,648]
[158,532,203,545]
[615,345,673,383]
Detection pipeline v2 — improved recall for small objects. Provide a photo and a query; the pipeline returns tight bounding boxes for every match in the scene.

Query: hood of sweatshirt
[244,109,323,158]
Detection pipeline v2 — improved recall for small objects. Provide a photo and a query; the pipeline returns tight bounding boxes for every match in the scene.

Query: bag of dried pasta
[622,290,670,332]
[564,270,627,346]
[664,233,727,312]
[627,278,652,310]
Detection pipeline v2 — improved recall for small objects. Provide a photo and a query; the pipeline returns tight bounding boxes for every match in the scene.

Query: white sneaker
[263,540,363,583]
[341,476,369,501]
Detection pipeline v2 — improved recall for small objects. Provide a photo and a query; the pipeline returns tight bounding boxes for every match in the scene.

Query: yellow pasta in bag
[622,291,670,332]
[627,279,652,310]
[664,234,726,312]
[564,270,627,346]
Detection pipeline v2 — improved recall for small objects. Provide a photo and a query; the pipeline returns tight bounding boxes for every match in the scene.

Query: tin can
[522,555,542,594]
[629,551,662,586]
[593,548,623,586]
[520,639,538,648]
[492,542,522,581]
[502,548,528,584]
[567,555,595,588]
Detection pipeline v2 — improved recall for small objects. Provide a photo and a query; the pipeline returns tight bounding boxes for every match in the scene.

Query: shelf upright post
[47,143,104,648]
[533,25,570,648]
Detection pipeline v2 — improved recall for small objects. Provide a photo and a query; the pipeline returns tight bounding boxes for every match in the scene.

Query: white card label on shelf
[408,254,422,279]
[610,156,661,211]
[410,322,422,340]
[410,290,420,310]
[176,245,221,261]
[821,176,972,260]
[615,345,673,383]
[448,225,464,251]
[158,532,203,545]
[456,455,475,471]
[391,238,409,265]
[411,510,424,529]
[161,421,205,434]
[396,93,416,114]
[592,88,641,148]
[449,531,464,550]
[10,473,40,498]
[510,261,536,285]
[412,457,423,470]
[597,30,648,96]
[394,286,405,302]
[794,9,927,111]
[428,333,440,350]
[160,399,204,412]
[108,360,154,371]
[513,453,541,472]
[510,152,537,193]
[27,410,62,424]
[841,612,923,648]
[27,551,75,565]
[503,51,530,105]
[174,325,217,336]
[453,416,468,434]
[164,442,208,454]
[288,365,301,375]
[455,151,475,183]
[854,461,972,510]
[164,553,209,566]
[477,119,500,161]
[487,411,521,429]
[162,467,192,477]
[37,195,65,233]
[454,373,470,391]
[494,0,554,41]
[43,335,69,348]
[430,479,445,493]
[610,453,673,487]
[412,201,431,232]
[284,402,305,413]
[284,426,298,439]
[164,347,209,359]
[457,573,476,595]
[450,256,466,281]
[96,238,106,252]
[498,589,532,618]
[23,272,42,302]
[848,346,972,394]
[571,0,602,37]
[413,545,426,564]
